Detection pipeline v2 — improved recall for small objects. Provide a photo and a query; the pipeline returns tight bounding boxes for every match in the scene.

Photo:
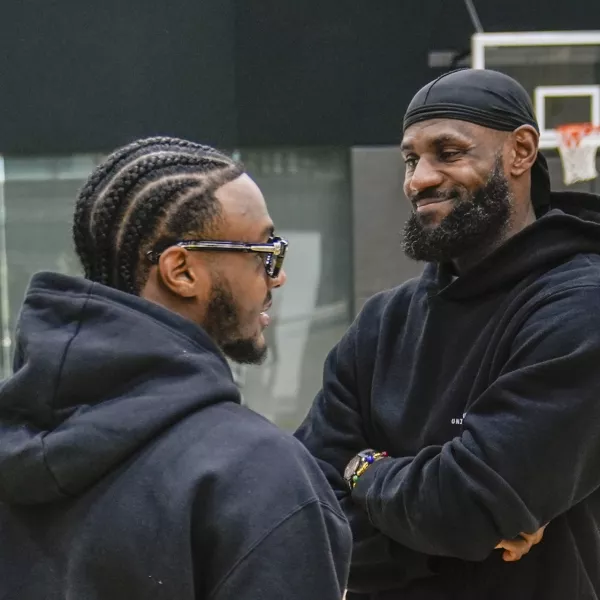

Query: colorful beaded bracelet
[350,451,389,489]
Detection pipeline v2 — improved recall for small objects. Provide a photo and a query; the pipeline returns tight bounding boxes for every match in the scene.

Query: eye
[439,150,463,162]
[404,156,419,171]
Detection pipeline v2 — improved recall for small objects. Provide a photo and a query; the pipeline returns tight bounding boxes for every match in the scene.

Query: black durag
[403,68,551,211]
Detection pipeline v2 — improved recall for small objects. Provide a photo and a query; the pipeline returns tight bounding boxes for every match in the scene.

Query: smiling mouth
[415,197,452,209]
[258,305,272,329]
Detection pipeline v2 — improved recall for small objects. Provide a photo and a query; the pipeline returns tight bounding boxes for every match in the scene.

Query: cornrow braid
[73,137,216,279]
[115,175,209,294]
[73,137,244,294]
[91,152,217,287]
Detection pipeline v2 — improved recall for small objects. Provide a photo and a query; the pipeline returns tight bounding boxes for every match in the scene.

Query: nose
[270,268,287,289]
[407,157,444,195]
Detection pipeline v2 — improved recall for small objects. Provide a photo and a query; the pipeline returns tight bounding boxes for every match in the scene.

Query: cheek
[449,163,488,190]
[233,271,268,315]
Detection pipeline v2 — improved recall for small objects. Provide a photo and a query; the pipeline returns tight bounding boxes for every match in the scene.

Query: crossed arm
[296,286,600,592]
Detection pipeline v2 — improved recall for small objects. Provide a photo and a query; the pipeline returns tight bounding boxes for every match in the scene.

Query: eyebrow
[432,134,469,147]
[261,225,275,240]
[401,133,470,153]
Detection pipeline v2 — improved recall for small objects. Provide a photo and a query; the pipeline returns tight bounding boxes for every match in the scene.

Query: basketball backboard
[471,31,600,186]
[472,31,600,149]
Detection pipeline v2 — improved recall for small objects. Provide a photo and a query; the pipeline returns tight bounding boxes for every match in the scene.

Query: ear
[156,246,209,299]
[510,125,539,177]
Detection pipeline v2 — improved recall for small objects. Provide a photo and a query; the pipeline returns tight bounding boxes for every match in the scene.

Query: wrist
[344,449,389,490]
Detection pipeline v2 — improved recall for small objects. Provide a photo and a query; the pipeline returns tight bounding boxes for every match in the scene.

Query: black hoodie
[0,273,351,600]
[296,191,600,600]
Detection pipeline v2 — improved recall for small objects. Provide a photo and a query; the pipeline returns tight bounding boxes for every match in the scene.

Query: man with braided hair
[0,137,351,599]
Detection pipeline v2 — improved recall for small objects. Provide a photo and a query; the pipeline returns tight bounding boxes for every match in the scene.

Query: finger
[520,529,542,541]
[503,549,519,562]
[501,544,527,562]
[496,525,549,562]
[498,538,530,552]
[519,524,547,546]
[518,532,540,546]
[496,537,531,561]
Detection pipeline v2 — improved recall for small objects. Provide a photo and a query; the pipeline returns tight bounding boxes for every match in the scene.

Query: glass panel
[0,155,103,378]
[232,148,353,430]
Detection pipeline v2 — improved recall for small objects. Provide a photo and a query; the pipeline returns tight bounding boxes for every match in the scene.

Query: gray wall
[351,147,423,311]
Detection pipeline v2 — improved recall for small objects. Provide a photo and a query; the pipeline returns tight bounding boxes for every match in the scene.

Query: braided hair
[73,137,244,294]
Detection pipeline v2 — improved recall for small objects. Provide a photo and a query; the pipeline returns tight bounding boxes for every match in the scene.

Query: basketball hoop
[556,123,600,186]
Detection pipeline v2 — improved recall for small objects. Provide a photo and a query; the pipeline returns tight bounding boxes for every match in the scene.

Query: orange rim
[556,123,600,147]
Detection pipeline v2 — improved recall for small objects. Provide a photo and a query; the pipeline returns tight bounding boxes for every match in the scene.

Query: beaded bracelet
[349,450,389,490]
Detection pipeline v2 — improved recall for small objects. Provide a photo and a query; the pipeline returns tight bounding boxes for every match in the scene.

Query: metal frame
[0,156,11,379]
[471,31,600,150]
[535,85,600,148]
[472,31,600,70]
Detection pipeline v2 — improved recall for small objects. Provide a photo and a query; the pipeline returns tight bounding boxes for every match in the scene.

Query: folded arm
[351,286,600,561]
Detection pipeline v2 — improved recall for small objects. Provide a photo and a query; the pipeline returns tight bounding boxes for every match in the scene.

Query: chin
[418,210,450,229]
[221,336,268,365]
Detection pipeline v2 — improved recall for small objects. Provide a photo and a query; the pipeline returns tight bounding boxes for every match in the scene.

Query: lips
[415,197,451,208]
[259,304,272,328]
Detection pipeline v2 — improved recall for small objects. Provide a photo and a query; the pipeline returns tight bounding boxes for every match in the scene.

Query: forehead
[401,119,494,149]
[214,173,273,241]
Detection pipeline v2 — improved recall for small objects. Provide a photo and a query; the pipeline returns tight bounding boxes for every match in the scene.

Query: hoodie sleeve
[351,285,600,561]
[295,300,437,594]
[191,411,352,600]
[208,500,350,600]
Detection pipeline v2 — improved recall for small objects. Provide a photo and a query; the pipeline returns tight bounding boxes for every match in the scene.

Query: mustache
[409,188,460,205]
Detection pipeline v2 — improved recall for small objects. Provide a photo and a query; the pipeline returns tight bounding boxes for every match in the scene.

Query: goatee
[204,277,268,365]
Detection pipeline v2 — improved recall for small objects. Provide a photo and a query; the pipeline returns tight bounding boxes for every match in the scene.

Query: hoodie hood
[0,273,238,505]
[425,190,600,299]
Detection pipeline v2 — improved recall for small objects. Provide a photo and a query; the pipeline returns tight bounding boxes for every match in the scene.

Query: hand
[495,524,547,562]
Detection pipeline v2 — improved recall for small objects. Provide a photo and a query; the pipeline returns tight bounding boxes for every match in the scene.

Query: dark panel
[235,1,431,146]
[0,0,237,154]
[235,0,600,146]
[2,1,600,151]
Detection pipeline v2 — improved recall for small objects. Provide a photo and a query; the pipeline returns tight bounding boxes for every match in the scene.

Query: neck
[451,200,537,275]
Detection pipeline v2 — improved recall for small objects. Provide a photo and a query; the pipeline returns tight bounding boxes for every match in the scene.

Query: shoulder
[165,402,343,512]
[512,261,600,357]
[178,406,351,598]
[353,276,424,336]
[359,277,422,315]
[538,252,600,293]
[524,253,600,319]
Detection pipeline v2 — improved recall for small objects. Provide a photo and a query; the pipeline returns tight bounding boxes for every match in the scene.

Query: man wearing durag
[296,68,600,599]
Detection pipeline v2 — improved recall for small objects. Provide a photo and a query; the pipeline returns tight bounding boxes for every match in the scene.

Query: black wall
[235,2,431,146]
[235,0,600,146]
[0,0,237,154]
[1,0,600,153]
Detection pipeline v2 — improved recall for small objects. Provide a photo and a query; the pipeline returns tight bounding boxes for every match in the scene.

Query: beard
[402,157,513,264]
[203,277,268,365]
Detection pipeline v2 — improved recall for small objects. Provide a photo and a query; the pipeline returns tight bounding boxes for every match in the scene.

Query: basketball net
[556,123,600,186]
